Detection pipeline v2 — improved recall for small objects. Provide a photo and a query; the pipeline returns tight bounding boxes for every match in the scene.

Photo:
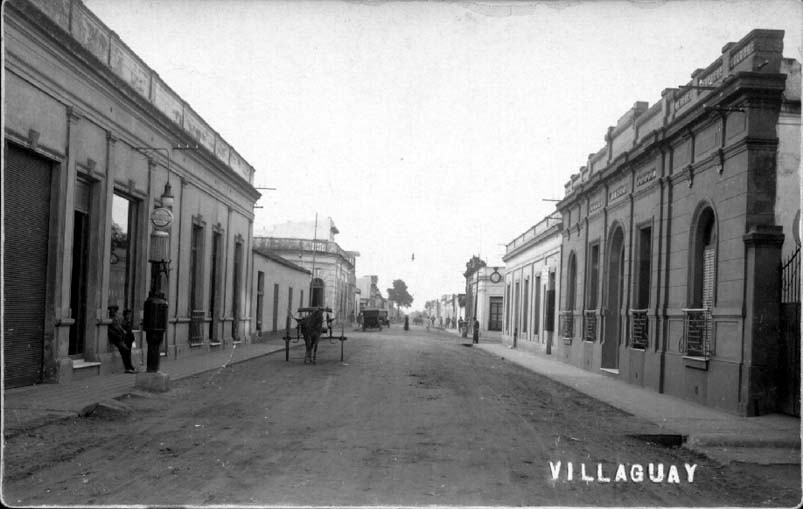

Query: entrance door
[69,179,91,357]
[208,231,221,341]
[488,297,503,331]
[602,228,625,370]
[4,145,52,387]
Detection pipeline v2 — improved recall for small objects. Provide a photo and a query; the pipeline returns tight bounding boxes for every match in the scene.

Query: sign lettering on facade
[636,168,656,188]
[608,184,628,202]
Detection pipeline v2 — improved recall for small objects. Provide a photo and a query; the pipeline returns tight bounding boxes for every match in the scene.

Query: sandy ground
[3,326,800,506]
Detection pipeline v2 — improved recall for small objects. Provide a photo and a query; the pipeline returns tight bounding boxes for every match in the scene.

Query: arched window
[683,205,716,358]
[691,207,717,308]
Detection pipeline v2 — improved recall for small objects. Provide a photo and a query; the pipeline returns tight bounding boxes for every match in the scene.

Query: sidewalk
[3,332,296,434]
[460,333,800,465]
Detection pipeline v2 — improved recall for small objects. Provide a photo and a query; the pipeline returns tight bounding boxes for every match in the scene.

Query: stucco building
[251,248,310,336]
[4,0,261,387]
[463,256,505,335]
[357,275,384,310]
[254,217,358,322]
[556,29,800,416]
[502,215,563,354]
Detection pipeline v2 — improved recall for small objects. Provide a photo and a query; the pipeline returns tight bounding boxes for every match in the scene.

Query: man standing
[108,306,137,373]
[472,316,480,344]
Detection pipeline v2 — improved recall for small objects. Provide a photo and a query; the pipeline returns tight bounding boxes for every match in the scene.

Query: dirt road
[3,327,800,506]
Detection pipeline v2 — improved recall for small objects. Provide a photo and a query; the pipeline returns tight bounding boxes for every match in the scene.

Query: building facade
[463,256,505,335]
[556,29,800,416]
[502,215,563,354]
[254,218,358,322]
[4,0,261,387]
[357,275,384,310]
[251,249,311,336]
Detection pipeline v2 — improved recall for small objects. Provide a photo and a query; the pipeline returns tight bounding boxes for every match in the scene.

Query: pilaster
[740,224,784,415]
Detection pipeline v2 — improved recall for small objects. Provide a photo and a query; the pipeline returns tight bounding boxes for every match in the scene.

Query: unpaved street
[3,327,800,506]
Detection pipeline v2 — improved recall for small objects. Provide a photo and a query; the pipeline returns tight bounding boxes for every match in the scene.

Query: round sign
[489,270,502,284]
[151,207,174,230]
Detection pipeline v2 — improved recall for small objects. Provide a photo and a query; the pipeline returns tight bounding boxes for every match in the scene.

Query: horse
[298,308,324,364]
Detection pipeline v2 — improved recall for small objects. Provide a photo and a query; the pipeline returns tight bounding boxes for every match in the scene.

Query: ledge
[683,356,709,370]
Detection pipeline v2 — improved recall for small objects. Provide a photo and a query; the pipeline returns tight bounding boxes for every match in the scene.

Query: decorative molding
[686,164,694,188]
[67,106,82,123]
[192,213,206,227]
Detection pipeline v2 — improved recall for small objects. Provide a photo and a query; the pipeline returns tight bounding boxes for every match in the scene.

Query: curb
[686,434,802,449]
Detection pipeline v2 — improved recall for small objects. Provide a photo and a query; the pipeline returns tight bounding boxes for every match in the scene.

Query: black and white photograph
[2,0,801,506]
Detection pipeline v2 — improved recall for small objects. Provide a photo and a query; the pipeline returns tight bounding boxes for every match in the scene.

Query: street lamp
[142,183,174,373]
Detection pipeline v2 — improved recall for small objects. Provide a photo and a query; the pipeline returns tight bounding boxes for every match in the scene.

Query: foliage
[387,279,414,308]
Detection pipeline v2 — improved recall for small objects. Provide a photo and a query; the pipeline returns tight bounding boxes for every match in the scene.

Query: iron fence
[781,245,800,304]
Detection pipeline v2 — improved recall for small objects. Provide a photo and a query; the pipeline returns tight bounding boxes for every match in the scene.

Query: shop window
[108,193,139,318]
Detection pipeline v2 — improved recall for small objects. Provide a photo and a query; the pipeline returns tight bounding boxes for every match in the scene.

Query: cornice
[6,0,260,203]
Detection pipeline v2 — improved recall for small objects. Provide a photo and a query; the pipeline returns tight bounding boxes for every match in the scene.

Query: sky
[84,0,802,310]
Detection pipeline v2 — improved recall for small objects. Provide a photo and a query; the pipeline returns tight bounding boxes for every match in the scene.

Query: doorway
[602,227,625,370]
[4,144,52,387]
[69,179,92,357]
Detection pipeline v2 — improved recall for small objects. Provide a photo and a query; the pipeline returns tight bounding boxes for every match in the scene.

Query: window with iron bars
[630,309,648,349]
[560,310,574,340]
[680,308,713,358]
[584,310,597,342]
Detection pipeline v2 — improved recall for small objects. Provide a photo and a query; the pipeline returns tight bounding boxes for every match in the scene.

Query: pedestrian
[108,306,137,373]
[404,315,409,331]
[472,316,480,344]
[122,308,136,351]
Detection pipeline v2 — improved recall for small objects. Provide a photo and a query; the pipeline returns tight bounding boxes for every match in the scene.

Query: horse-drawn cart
[283,306,347,364]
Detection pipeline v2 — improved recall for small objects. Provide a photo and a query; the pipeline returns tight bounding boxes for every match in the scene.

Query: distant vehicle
[361,308,384,331]
[378,309,390,327]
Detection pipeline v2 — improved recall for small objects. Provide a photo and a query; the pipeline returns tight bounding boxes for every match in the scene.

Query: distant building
[502,215,563,354]
[251,248,310,336]
[463,256,505,335]
[254,217,358,321]
[556,29,800,416]
[357,275,384,310]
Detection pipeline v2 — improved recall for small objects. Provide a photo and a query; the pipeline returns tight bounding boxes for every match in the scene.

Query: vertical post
[284,314,291,362]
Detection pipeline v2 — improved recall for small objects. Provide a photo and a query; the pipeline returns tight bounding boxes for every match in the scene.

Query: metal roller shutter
[3,144,52,388]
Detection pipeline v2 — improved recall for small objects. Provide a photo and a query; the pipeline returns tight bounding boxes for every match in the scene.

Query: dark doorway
[69,209,89,356]
[209,231,221,341]
[311,278,325,307]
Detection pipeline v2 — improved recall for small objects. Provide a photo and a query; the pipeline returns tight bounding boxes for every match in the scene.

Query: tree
[387,279,414,309]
